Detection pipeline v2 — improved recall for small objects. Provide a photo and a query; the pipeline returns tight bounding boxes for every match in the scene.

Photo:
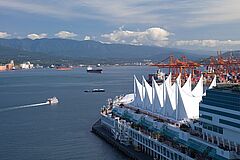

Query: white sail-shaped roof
[142,76,152,111]
[176,73,181,86]
[176,83,187,120]
[182,74,192,95]
[164,81,176,119]
[165,72,172,87]
[209,75,216,89]
[176,83,199,120]
[165,72,177,116]
[152,78,164,114]
[168,74,178,111]
[171,73,181,110]
[133,75,143,108]
[191,75,203,102]
[158,83,164,108]
[131,73,205,121]
[170,82,177,110]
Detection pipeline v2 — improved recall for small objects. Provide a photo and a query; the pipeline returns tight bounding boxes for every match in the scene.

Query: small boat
[92,89,105,92]
[84,89,105,92]
[47,97,59,105]
[86,66,102,73]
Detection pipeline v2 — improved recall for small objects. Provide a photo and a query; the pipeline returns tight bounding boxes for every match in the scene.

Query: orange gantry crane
[150,52,240,84]
[205,51,240,83]
[150,55,201,83]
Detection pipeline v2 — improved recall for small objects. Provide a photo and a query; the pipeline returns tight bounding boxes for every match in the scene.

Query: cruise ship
[93,73,240,160]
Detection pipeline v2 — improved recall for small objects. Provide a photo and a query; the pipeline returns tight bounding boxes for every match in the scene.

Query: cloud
[101,26,240,49]
[27,33,47,40]
[101,27,171,46]
[185,0,240,27]
[84,35,91,40]
[175,40,240,48]
[1,0,240,27]
[171,39,240,49]
[0,0,108,22]
[55,31,77,39]
[0,32,11,38]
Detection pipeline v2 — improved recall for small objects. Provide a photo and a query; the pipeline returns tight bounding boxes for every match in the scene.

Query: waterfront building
[20,61,34,69]
[0,60,14,71]
[96,74,240,160]
[0,65,6,71]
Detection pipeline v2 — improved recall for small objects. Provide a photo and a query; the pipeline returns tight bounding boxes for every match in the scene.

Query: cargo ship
[84,89,105,92]
[56,66,72,71]
[86,66,102,73]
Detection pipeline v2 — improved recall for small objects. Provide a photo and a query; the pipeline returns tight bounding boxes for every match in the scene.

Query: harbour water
[0,66,155,160]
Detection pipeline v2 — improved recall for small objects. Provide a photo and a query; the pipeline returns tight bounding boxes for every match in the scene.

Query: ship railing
[121,103,180,126]
[121,112,219,159]
[130,126,202,159]
[111,103,240,159]
[119,103,229,153]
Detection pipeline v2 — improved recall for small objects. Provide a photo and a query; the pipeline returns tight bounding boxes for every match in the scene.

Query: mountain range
[0,38,219,65]
[220,50,240,58]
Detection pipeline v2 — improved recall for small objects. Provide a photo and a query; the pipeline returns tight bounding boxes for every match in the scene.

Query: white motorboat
[47,97,59,105]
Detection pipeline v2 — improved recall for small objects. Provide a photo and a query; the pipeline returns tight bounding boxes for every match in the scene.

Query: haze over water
[0,66,156,160]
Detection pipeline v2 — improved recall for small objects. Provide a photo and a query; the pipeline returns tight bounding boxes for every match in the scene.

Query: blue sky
[0,0,240,50]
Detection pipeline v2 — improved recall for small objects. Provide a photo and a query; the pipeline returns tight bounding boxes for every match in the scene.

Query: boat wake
[0,102,50,112]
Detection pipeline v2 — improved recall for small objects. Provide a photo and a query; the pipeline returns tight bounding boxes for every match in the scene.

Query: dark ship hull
[87,68,102,73]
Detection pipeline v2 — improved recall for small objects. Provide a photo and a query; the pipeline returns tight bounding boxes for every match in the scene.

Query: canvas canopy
[132,74,215,121]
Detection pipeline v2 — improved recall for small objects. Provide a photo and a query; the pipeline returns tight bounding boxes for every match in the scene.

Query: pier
[91,119,152,160]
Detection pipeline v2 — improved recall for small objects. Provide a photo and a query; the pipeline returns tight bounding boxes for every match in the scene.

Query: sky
[0,0,240,50]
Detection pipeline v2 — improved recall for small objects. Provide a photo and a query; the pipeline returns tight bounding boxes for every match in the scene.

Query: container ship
[86,66,102,73]
[92,54,240,160]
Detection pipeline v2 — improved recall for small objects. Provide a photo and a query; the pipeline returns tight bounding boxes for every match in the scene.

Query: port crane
[150,55,201,84]
[149,52,240,84]
[204,51,240,83]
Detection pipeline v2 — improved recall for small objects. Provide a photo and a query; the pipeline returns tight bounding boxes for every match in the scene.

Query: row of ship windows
[199,107,240,120]
[203,93,238,103]
[202,122,223,134]
[219,119,240,129]
[206,92,240,105]
[201,114,240,129]
[202,98,240,112]
[200,114,212,120]
[130,131,186,160]
[206,90,239,99]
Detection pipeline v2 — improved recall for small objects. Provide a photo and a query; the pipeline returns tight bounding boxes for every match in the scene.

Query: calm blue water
[0,66,156,160]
